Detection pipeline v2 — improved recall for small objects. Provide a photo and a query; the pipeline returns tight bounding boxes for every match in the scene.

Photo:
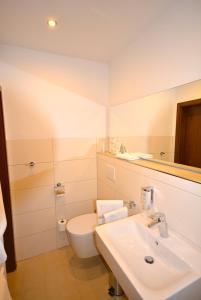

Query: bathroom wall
[109,79,201,161]
[97,154,201,249]
[0,48,107,260]
[109,0,201,105]
[0,45,108,106]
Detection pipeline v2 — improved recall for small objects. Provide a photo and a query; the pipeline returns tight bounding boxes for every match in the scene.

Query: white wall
[0,45,108,106]
[109,89,175,137]
[0,61,106,139]
[109,0,201,105]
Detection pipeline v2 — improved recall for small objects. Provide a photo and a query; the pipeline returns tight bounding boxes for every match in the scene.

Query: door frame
[174,98,201,164]
[0,89,16,272]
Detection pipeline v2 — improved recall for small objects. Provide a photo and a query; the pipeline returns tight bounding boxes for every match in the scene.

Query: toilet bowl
[66,213,98,258]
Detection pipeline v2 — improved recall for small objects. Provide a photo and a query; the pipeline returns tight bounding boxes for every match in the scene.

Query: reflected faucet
[148,212,169,238]
[120,144,127,153]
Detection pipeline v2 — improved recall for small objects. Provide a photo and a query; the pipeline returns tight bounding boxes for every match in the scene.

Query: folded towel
[103,207,128,224]
[96,200,123,224]
[116,153,139,160]
[116,152,153,161]
[131,152,153,159]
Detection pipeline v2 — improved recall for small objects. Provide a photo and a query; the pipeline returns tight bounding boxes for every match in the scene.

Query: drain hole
[144,256,154,264]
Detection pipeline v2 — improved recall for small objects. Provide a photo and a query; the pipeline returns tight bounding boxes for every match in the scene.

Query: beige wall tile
[56,231,69,248]
[9,162,54,190]
[56,199,95,220]
[11,186,55,215]
[6,139,53,165]
[67,179,97,203]
[13,208,55,238]
[96,137,109,153]
[53,138,96,161]
[54,158,97,183]
[97,180,116,200]
[55,179,97,205]
[15,229,56,260]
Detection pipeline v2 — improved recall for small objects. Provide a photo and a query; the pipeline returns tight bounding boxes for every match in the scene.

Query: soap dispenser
[141,187,154,215]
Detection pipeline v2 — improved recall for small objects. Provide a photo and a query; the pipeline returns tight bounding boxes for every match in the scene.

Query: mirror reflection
[109,79,201,170]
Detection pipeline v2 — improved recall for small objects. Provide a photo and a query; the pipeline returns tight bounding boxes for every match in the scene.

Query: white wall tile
[15,229,56,260]
[54,158,97,183]
[11,186,55,215]
[13,208,55,238]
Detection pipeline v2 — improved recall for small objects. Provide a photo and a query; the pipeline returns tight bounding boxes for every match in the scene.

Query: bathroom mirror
[109,79,201,174]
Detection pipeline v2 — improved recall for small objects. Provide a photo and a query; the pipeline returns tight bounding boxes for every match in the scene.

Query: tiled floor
[8,246,128,300]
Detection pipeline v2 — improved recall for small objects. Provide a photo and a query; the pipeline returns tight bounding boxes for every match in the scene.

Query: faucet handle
[124,200,136,209]
[150,212,166,222]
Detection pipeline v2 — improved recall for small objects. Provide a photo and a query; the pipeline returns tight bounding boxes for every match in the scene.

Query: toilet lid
[66,213,97,235]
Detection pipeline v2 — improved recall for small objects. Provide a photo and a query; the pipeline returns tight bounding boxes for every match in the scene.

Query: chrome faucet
[148,212,169,238]
[120,144,127,153]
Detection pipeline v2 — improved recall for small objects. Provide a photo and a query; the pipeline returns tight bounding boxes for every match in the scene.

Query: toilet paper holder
[54,182,65,196]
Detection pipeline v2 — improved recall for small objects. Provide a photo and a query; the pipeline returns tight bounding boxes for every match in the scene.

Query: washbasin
[95,213,201,300]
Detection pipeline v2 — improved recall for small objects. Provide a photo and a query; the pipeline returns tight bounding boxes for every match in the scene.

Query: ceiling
[0,0,171,62]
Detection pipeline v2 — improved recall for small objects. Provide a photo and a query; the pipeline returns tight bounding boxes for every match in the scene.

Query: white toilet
[66,213,99,258]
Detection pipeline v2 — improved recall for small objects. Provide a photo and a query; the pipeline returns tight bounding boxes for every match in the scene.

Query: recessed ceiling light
[47,19,57,28]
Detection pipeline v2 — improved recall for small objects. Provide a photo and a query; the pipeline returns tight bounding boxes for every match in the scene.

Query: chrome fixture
[26,161,35,167]
[119,144,127,153]
[148,212,168,238]
[124,200,136,209]
[160,152,166,159]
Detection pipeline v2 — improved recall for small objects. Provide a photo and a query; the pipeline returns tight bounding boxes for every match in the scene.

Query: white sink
[95,214,201,300]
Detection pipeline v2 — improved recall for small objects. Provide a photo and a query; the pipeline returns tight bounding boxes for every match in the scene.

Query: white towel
[116,152,153,160]
[131,152,153,159]
[96,200,123,224]
[0,239,7,264]
[103,207,128,223]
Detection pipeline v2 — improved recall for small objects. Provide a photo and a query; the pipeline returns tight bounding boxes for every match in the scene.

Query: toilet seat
[67,213,97,235]
[66,213,99,258]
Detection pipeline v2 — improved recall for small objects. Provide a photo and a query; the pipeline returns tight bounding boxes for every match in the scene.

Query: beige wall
[109,0,201,105]
[7,138,97,260]
[0,48,107,260]
[109,80,201,161]
[97,154,201,249]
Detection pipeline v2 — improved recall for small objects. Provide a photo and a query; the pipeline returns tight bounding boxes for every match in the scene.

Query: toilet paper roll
[57,218,67,232]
